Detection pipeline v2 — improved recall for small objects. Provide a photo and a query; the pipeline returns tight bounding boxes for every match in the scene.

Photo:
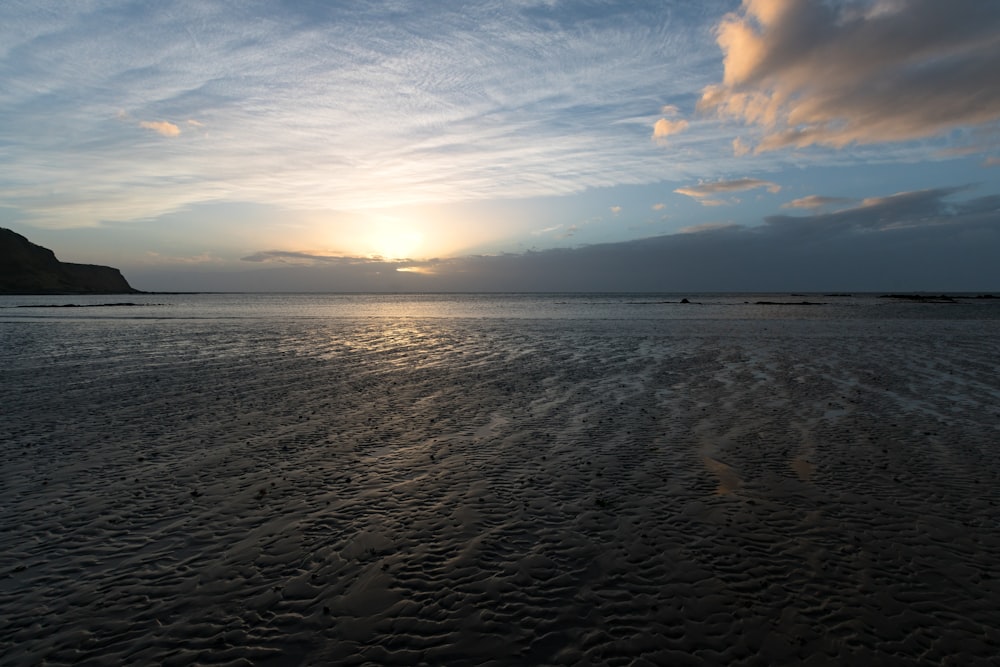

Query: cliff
[0,228,139,294]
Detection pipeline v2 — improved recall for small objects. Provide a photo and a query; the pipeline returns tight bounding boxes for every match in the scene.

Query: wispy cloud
[144,250,218,264]
[782,195,854,210]
[698,0,1000,152]
[0,1,726,228]
[676,177,781,197]
[139,120,181,137]
[531,224,564,237]
[610,206,622,216]
[529,222,580,240]
[240,250,366,265]
[675,177,781,206]
[677,222,739,234]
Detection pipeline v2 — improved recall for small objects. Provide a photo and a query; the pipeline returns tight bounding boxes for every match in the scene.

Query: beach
[2,301,999,665]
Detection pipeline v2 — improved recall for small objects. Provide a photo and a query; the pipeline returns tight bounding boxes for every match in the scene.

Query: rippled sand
[2,317,999,665]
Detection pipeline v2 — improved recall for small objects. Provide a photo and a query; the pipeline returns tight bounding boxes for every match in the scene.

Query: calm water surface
[2,292,999,322]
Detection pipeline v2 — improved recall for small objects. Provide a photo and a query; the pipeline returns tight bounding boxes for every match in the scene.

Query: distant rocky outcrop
[879,293,958,303]
[0,228,139,294]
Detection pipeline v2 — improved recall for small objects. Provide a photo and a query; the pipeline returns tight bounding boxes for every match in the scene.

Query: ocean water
[2,291,999,322]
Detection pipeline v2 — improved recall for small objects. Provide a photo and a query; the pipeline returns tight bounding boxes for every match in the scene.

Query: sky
[1,0,999,292]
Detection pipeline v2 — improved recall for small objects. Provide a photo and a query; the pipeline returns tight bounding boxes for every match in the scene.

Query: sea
[2,291,999,322]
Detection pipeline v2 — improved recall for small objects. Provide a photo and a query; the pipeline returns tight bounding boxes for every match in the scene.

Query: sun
[373,228,423,260]
[317,204,496,262]
[365,214,424,260]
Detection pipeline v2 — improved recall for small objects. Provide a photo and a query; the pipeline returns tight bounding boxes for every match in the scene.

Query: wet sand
[2,317,999,665]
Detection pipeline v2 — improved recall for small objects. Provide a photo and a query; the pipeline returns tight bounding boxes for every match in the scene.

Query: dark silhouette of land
[0,228,138,294]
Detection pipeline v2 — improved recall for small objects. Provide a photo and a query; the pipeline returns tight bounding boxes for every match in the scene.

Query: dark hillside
[0,228,138,294]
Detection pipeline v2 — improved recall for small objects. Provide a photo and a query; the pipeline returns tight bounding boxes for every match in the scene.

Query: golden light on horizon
[365,217,424,260]
[297,202,529,264]
[348,209,462,261]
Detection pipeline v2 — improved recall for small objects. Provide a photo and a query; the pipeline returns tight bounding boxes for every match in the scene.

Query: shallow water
[3,291,1000,322]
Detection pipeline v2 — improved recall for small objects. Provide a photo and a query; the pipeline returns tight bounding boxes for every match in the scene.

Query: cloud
[610,206,622,215]
[240,250,370,265]
[782,195,854,209]
[677,222,740,234]
[652,203,665,211]
[531,224,564,236]
[191,186,1000,293]
[139,121,181,137]
[985,157,1000,167]
[676,177,781,197]
[675,177,781,205]
[451,187,1000,291]
[0,1,726,228]
[652,116,690,144]
[144,250,217,264]
[767,186,973,232]
[698,0,1000,151]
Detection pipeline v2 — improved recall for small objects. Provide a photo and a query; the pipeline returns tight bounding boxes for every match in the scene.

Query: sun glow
[300,203,519,264]
[373,229,423,260]
[363,214,425,260]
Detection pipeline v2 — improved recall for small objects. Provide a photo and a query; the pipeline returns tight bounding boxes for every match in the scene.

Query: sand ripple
[2,318,999,665]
